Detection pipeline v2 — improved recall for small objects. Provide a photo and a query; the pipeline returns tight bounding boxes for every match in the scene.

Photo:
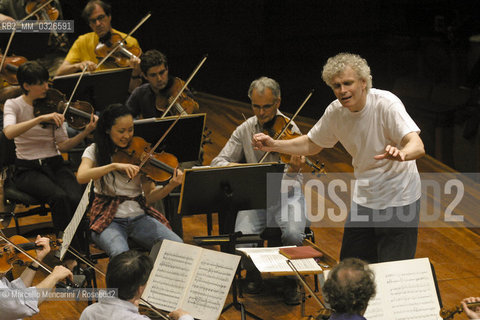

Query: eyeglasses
[252,103,276,111]
[89,14,107,25]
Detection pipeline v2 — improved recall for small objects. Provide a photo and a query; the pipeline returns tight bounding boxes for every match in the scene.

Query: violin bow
[61,64,89,118]
[160,54,208,118]
[95,12,151,70]
[0,0,55,72]
[258,89,314,163]
[0,231,81,290]
[0,231,53,274]
[61,12,151,120]
[133,54,208,173]
[286,259,331,316]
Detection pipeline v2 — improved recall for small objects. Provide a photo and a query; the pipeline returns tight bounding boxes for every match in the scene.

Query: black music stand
[51,67,132,112]
[178,162,285,320]
[133,114,206,163]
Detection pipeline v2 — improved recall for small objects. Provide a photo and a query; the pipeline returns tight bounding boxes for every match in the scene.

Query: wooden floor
[1,92,480,320]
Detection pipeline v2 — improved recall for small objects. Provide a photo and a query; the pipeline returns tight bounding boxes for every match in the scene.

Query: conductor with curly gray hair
[253,52,425,263]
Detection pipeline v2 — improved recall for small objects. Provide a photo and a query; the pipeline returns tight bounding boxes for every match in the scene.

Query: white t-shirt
[3,95,68,160]
[308,88,421,209]
[82,144,145,218]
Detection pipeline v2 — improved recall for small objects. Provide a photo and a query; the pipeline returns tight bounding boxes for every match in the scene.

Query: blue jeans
[235,183,307,247]
[91,214,183,257]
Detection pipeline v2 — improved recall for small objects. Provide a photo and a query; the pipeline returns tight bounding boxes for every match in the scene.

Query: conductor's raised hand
[252,133,275,151]
[374,145,406,162]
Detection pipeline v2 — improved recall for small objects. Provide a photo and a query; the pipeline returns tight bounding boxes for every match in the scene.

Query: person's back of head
[106,250,153,301]
[323,258,376,315]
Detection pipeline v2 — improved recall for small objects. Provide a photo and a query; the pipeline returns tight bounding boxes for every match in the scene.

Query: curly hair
[323,258,376,315]
[321,53,372,93]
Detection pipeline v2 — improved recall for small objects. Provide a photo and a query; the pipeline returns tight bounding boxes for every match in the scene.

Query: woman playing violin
[3,61,96,254]
[0,235,73,320]
[55,0,142,92]
[76,103,183,257]
[126,50,200,118]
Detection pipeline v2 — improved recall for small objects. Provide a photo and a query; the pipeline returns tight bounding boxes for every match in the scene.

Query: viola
[0,235,61,274]
[33,88,95,130]
[95,32,142,68]
[156,77,199,115]
[264,114,325,174]
[112,136,179,182]
[0,54,28,85]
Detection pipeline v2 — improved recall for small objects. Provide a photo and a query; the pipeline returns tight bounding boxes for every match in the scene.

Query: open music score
[324,258,442,320]
[142,240,240,320]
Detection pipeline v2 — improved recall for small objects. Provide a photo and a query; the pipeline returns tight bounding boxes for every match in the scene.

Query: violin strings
[160,54,207,118]
[0,232,52,274]
[96,13,151,70]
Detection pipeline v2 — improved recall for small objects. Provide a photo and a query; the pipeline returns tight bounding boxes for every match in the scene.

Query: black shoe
[244,270,263,294]
[283,278,301,305]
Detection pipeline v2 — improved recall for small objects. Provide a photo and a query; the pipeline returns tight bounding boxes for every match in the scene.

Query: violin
[24,0,69,51]
[156,77,199,115]
[0,235,61,274]
[440,301,480,319]
[95,32,142,68]
[25,0,59,21]
[33,88,95,130]
[112,136,179,182]
[0,54,27,85]
[264,114,325,174]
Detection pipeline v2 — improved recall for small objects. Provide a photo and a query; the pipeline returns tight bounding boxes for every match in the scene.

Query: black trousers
[14,156,86,252]
[339,200,420,263]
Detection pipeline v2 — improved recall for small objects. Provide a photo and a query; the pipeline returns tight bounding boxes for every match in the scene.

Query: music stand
[178,162,285,320]
[133,114,206,163]
[51,67,132,112]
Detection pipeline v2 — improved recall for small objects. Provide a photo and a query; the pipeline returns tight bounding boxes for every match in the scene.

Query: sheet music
[363,258,442,320]
[237,246,322,274]
[142,240,240,320]
[143,240,202,311]
[182,249,240,320]
[59,180,92,260]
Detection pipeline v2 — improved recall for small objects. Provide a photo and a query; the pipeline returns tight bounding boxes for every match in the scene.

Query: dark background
[4,0,480,169]
[56,0,480,118]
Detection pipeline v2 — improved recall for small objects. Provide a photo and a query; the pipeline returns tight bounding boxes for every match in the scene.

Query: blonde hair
[322,53,372,92]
